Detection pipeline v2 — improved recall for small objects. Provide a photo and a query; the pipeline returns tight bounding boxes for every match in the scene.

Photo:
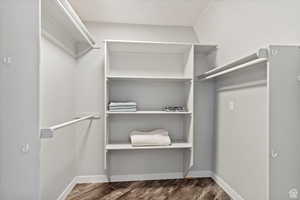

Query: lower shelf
[106,143,192,150]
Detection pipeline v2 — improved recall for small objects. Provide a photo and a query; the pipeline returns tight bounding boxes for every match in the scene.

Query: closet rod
[197,48,268,80]
[40,115,100,139]
[199,58,268,80]
[203,53,259,77]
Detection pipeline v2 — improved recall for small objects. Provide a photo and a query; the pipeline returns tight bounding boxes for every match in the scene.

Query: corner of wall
[192,0,214,41]
[211,173,245,200]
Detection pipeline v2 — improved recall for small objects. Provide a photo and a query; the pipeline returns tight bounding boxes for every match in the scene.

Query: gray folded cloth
[109,106,137,109]
[109,108,137,112]
[109,102,137,107]
[109,102,137,112]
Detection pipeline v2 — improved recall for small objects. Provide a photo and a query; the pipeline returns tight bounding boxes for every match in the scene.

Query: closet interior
[5,1,299,200]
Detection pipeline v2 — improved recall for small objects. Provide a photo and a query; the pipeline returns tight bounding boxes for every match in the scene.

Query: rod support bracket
[40,128,54,139]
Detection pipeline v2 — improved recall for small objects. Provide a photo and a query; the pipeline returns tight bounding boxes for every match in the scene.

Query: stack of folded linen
[130,129,171,146]
[109,102,137,112]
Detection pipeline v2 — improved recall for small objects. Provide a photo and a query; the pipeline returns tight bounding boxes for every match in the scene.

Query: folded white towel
[130,129,171,146]
[131,129,168,136]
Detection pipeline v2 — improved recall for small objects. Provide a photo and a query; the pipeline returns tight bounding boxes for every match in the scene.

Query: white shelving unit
[104,40,216,179]
[42,0,97,58]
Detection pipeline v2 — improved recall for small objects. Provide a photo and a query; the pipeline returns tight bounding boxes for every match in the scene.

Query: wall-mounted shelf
[106,111,192,115]
[105,40,217,54]
[106,142,192,150]
[42,0,97,58]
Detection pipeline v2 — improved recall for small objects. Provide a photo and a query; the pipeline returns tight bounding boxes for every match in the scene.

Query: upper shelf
[106,40,193,54]
[106,40,217,54]
[42,0,97,58]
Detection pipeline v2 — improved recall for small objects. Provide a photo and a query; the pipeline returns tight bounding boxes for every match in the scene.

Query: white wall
[0,1,40,199]
[268,46,300,200]
[75,22,213,176]
[194,0,300,65]
[215,85,267,200]
[40,37,77,200]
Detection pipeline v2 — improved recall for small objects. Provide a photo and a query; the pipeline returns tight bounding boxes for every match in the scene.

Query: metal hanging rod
[203,58,268,80]
[40,114,100,139]
[198,48,268,81]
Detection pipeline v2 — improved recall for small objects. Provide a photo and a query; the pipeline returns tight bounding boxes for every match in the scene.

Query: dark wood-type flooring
[66,178,231,200]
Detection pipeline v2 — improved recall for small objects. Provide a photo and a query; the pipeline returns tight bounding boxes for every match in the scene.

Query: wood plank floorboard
[66,178,231,200]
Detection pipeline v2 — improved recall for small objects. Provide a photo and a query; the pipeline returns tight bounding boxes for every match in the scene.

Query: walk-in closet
[2,0,300,200]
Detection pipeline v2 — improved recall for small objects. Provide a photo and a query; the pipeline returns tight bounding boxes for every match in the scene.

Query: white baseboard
[211,173,245,200]
[75,170,212,183]
[75,175,108,183]
[187,170,213,178]
[56,177,77,200]
[111,172,184,182]
[57,171,243,200]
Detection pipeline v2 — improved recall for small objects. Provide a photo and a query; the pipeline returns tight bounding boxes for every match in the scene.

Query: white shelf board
[106,111,192,115]
[105,39,216,46]
[107,75,192,81]
[42,0,96,58]
[106,40,217,55]
[107,41,191,54]
[106,142,192,150]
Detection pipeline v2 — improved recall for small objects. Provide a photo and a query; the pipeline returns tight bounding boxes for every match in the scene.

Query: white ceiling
[69,0,211,26]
